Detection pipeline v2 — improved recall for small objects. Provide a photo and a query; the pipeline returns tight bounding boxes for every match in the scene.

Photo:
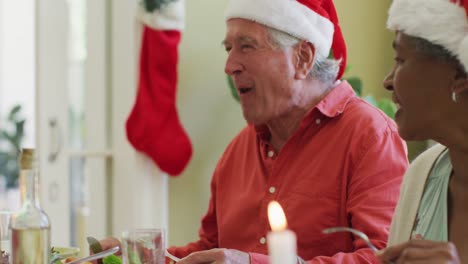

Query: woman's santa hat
[388,0,468,71]
[225,0,347,80]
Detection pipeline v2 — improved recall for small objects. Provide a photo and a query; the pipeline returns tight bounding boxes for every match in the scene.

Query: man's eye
[241,45,253,50]
[225,47,232,52]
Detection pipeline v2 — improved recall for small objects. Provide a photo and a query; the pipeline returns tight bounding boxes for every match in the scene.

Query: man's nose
[224,51,243,76]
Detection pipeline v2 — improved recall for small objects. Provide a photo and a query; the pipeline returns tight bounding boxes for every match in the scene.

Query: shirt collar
[253,80,356,140]
[315,80,356,118]
[254,124,270,142]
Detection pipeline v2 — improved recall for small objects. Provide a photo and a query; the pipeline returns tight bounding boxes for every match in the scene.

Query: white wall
[110,0,170,238]
[168,0,245,246]
[0,0,36,147]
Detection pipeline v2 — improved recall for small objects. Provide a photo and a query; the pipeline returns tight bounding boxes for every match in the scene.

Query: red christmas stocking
[126,24,192,176]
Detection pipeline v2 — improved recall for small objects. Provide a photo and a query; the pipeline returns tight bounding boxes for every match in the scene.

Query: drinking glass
[0,211,12,260]
[121,228,165,264]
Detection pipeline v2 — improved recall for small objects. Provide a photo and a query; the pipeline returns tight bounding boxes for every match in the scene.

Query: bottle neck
[19,167,41,207]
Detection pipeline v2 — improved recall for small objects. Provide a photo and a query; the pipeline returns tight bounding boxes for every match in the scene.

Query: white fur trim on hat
[137,0,185,31]
[388,0,468,71]
[225,0,334,57]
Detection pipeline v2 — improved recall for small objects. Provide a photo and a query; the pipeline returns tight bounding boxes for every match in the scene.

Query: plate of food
[50,246,80,264]
[50,246,121,264]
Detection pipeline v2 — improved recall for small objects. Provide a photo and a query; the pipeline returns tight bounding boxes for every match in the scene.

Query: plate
[52,246,80,258]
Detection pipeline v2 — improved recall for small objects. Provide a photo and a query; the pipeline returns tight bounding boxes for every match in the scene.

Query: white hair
[267,27,340,84]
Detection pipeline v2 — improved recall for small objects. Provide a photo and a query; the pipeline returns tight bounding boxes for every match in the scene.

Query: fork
[322,227,378,252]
[166,250,181,262]
[66,246,120,264]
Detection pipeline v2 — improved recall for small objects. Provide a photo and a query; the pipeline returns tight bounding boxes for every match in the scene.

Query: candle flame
[268,201,287,231]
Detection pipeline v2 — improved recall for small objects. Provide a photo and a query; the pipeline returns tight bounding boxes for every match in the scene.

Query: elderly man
[170,0,408,262]
[100,0,408,263]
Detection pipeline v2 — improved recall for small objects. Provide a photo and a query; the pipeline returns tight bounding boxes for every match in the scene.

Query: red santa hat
[388,0,468,71]
[225,0,347,80]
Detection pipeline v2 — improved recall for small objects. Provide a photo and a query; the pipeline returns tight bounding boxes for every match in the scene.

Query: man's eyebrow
[239,36,257,44]
[221,36,258,47]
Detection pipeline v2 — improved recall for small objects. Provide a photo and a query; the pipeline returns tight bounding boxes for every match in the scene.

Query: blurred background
[0,0,428,254]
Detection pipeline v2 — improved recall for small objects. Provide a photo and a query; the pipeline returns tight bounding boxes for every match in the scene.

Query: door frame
[36,0,169,246]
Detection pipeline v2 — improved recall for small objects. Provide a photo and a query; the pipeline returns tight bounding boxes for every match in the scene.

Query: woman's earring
[452,91,458,103]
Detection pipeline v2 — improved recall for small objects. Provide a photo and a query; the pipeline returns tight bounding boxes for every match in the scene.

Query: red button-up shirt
[169,81,408,263]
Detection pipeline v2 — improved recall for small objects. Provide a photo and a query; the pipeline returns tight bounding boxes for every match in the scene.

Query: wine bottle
[9,148,51,263]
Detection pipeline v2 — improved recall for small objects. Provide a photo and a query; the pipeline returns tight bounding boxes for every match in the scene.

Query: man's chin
[243,117,263,126]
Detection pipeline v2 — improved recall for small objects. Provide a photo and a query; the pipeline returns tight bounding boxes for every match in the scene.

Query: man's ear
[294,41,315,79]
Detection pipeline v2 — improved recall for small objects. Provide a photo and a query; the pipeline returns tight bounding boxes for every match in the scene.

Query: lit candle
[267,201,297,264]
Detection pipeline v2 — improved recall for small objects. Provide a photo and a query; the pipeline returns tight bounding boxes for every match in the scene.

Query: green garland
[142,0,177,12]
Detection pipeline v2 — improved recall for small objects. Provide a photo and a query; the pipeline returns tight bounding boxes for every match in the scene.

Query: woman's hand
[177,248,250,264]
[377,240,461,264]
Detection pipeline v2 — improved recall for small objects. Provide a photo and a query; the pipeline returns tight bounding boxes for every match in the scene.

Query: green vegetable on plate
[103,254,122,264]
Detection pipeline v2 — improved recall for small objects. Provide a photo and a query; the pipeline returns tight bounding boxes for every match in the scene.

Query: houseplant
[0,104,26,189]
[141,0,177,12]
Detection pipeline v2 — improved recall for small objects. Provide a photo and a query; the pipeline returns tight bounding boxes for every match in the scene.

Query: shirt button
[316,118,321,125]
[267,150,275,158]
[269,186,276,194]
[260,237,266,244]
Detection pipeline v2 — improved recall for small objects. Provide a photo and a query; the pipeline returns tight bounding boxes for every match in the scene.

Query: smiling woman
[383,32,463,141]
[379,0,468,263]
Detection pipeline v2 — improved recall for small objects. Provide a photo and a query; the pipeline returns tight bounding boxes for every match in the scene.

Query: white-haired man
[169,0,408,263]
[99,0,408,263]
